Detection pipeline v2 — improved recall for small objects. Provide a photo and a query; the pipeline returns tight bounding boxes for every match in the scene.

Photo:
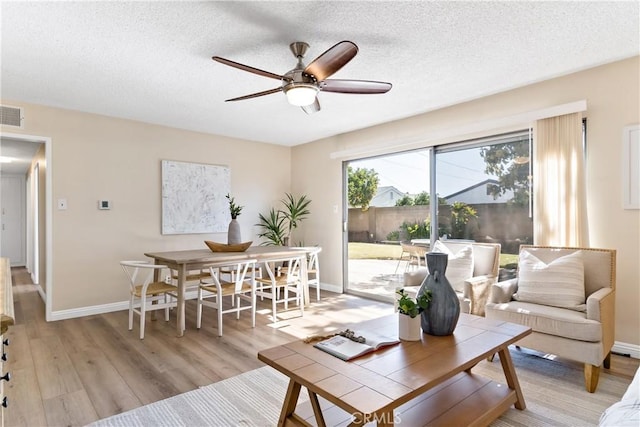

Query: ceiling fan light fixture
[284,83,318,106]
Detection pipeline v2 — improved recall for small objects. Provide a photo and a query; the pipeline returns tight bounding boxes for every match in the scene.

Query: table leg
[279,379,302,426]
[308,390,326,427]
[176,265,187,337]
[498,347,526,410]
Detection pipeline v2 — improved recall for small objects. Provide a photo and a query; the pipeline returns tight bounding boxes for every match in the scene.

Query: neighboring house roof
[444,179,515,204]
[369,186,406,207]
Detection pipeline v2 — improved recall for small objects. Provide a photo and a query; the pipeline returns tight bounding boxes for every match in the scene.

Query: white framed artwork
[623,124,640,209]
[161,160,231,234]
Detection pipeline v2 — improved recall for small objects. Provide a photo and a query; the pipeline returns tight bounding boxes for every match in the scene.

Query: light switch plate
[57,198,67,210]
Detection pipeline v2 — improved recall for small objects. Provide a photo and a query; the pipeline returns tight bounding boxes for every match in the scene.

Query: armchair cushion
[487,301,601,342]
[431,240,473,292]
[514,250,586,311]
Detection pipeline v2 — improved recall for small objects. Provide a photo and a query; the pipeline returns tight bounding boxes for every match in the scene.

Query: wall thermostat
[98,200,111,210]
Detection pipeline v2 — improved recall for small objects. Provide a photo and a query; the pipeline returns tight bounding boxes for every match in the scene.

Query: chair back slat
[206,259,257,294]
[120,260,167,293]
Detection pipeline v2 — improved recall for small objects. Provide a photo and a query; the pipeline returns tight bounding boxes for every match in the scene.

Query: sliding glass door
[435,131,533,279]
[345,150,430,301]
[343,130,533,301]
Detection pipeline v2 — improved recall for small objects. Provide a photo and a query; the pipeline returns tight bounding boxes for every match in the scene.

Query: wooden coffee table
[258,313,531,426]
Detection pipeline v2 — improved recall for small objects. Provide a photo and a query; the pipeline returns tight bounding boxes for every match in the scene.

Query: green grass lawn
[348,242,519,268]
[348,242,402,260]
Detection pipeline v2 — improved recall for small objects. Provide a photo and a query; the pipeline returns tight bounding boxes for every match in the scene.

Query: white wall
[1,103,291,312]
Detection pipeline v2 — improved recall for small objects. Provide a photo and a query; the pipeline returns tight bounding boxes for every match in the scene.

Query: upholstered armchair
[403,241,501,316]
[485,245,616,393]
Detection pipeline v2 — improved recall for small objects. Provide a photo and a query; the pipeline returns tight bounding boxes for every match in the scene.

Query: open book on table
[313,331,399,361]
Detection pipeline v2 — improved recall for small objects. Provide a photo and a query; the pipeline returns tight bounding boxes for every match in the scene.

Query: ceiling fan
[212,41,392,114]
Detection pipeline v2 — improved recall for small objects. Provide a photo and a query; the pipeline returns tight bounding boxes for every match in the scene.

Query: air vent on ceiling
[0,105,24,128]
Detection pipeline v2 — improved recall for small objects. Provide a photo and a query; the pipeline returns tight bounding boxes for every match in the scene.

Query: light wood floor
[5,267,639,426]
[5,267,396,426]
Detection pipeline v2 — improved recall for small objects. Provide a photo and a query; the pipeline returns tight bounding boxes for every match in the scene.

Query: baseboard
[50,283,347,321]
[50,300,130,321]
[35,283,46,302]
[319,282,342,294]
[48,287,244,321]
[612,341,640,359]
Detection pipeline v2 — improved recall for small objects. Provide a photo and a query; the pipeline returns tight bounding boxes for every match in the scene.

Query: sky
[349,148,496,197]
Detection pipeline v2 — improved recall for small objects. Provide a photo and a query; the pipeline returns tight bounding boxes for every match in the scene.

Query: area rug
[90,348,631,427]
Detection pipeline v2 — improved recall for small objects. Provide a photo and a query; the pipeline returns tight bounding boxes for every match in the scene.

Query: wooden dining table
[144,246,315,336]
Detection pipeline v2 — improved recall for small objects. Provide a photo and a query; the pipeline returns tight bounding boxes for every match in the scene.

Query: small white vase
[227,219,241,244]
[398,314,422,341]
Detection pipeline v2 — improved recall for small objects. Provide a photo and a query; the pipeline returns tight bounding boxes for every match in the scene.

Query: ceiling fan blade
[225,87,283,102]
[301,98,321,114]
[304,41,358,82]
[319,79,392,94]
[212,56,290,81]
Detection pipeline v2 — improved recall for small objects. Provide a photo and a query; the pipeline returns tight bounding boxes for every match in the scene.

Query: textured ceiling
[1,1,639,156]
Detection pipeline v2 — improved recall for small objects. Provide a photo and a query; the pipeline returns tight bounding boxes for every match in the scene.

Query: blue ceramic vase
[418,252,460,336]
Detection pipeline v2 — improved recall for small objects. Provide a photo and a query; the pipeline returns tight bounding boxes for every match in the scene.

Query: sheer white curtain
[533,112,589,246]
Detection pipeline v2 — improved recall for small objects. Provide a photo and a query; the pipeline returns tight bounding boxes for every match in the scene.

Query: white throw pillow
[514,250,586,311]
[430,240,474,293]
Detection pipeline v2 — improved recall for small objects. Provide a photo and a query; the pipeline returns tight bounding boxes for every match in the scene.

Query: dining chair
[394,242,413,274]
[306,247,322,301]
[120,260,178,339]
[196,258,258,336]
[218,263,262,284]
[169,268,213,299]
[255,257,304,322]
[403,242,427,271]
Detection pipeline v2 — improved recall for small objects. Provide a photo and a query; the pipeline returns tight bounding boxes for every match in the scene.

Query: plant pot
[398,313,422,341]
[227,219,241,244]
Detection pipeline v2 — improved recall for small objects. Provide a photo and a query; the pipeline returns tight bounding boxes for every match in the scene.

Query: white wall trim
[613,341,640,359]
[320,282,342,294]
[49,286,345,320]
[36,283,45,302]
[49,291,203,321]
[50,300,130,321]
[0,131,53,321]
[330,100,588,160]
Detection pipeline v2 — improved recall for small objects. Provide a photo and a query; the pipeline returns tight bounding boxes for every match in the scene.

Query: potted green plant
[396,288,431,341]
[281,193,311,245]
[226,193,244,244]
[257,193,311,246]
[226,193,243,219]
[256,207,287,246]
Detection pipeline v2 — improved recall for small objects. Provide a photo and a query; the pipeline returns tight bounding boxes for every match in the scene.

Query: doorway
[0,174,26,266]
[0,132,50,312]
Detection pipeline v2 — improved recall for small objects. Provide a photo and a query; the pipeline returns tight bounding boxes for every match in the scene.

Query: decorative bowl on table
[204,240,252,252]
